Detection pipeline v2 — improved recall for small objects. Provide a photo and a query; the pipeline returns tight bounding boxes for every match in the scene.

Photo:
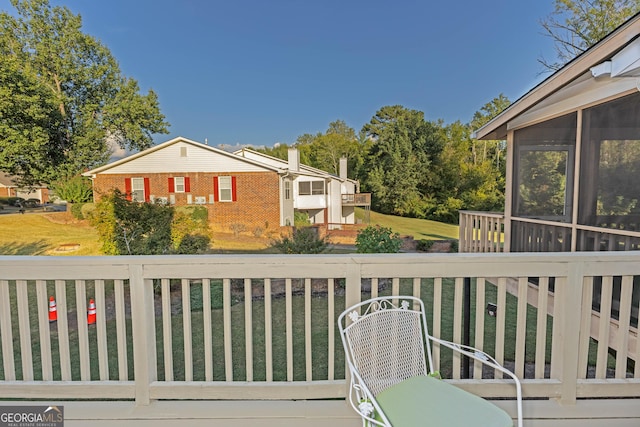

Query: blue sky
[43,1,557,148]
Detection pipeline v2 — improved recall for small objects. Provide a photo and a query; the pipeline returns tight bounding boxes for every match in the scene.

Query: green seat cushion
[375,375,513,426]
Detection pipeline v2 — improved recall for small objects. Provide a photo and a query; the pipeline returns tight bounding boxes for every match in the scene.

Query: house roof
[83,136,285,176]
[0,172,16,188]
[235,148,358,183]
[474,12,640,140]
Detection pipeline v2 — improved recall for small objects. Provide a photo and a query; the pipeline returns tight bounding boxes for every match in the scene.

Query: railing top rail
[459,211,505,218]
[0,252,639,281]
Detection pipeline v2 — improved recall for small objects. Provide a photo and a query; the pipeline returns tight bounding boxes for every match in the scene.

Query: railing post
[129,262,157,406]
[345,260,362,310]
[555,261,586,405]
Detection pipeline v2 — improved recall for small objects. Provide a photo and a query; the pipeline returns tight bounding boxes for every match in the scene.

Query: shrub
[294,211,310,226]
[70,203,85,219]
[253,226,264,238]
[172,206,211,252]
[270,227,329,254]
[81,203,96,220]
[416,239,435,252]
[176,234,210,254]
[230,223,247,237]
[355,225,402,253]
[50,175,93,203]
[449,240,459,253]
[90,189,174,255]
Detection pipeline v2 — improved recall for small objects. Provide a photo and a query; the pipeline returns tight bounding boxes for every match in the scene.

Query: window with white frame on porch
[299,180,324,196]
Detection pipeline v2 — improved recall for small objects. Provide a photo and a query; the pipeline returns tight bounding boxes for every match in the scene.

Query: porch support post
[556,261,585,405]
[504,130,514,252]
[130,262,157,406]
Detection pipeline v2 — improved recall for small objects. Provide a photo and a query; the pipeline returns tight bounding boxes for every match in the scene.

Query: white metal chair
[339,296,523,427]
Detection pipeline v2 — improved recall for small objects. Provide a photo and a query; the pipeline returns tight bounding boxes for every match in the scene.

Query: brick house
[0,172,50,203]
[83,137,370,233]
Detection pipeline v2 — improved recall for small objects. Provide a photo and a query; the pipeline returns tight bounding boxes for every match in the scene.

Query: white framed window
[312,181,324,195]
[284,180,291,200]
[299,181,324,196]
[219,176,233,202]
[131,178,145,202]
[175,176,185,193]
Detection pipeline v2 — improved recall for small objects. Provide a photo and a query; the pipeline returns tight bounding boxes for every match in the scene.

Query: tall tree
[539,0,640,71]
[361,105,444,217]
[470,94,510,169]
[0,0,169,186]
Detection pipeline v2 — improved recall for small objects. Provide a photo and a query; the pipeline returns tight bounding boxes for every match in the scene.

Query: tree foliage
[361,105,445,218]
[539,0,640,71]
[49,175,93,203]
[0,0,169,186]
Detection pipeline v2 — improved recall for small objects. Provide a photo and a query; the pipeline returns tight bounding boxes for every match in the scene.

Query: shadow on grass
[0,240,51,255]
[416,232,458,240]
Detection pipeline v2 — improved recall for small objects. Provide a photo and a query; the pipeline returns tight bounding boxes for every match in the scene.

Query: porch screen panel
[512,113,576,252]
[513,113,576,222]
[579,92,640,233]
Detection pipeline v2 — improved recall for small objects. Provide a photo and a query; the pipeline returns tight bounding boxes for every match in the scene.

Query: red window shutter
[144,178,151,202]
[213,177,219,202]
[231,176,237,201]
[185,177,191,193]
[168,177,175,193]
[124,178,132,201]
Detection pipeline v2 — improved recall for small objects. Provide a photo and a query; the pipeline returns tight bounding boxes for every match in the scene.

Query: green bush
[90,189,174,255]
[270,227,329,254]
[176,234,210,254]
[294,211,310,226]
[172,206,211,252]
[416,239,435,252]
[50,175,93,203]
[355,225,402,253]
[81,203,96,220]
[70,203,85,219]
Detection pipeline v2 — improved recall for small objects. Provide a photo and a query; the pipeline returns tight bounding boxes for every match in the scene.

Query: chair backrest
[339,296,433,396]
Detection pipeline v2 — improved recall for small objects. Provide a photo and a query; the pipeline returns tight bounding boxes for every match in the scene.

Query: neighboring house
[465,12,640,254]
[0,172,50,203]
[235,147,365,227]
[83,137,370,233]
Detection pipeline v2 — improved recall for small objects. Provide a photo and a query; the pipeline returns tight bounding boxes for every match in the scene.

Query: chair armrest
[428,336,523,427]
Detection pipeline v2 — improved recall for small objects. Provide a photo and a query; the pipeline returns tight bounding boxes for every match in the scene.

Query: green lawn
[358,208,459,241]
[0,212,101,255]
[0,210,459,256]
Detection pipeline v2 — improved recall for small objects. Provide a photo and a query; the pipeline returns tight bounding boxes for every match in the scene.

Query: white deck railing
[1,252,640,415]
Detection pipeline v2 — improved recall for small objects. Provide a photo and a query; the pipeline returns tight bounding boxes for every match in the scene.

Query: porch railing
[458,210,505,252]
[1,252,640,413]
[341,193,371,206]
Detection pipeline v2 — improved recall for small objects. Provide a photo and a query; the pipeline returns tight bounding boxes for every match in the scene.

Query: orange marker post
[48,296,57,322]
[87,299,96,325]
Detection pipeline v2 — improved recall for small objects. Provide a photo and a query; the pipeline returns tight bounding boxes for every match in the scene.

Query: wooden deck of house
[2,252,640,426]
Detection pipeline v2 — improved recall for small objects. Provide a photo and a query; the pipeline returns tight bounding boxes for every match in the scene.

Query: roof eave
[474,12,640,140]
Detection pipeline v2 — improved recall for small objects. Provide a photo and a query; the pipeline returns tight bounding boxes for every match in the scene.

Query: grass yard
[358,208,459,241]
[0,209,460,256]
[0,212,102,255]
